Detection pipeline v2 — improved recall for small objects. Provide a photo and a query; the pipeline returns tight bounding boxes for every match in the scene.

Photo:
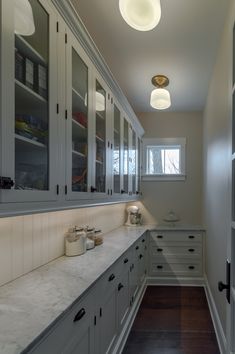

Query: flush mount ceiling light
[119,0,161,31]
[150,75,171,110]
[14,0,35,36]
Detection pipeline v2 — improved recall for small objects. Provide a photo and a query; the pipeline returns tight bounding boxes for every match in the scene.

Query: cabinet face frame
[0,0,59,203]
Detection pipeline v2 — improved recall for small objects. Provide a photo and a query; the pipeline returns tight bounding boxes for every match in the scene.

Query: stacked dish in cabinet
[149,230,204,278]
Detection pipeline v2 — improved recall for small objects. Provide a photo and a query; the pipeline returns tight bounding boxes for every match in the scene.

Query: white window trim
[142,137,186,181]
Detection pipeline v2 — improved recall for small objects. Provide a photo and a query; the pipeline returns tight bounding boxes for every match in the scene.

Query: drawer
[150,244,202,258]
[29,289,95,354]
[150,262,202,277]
[150,231,202,244]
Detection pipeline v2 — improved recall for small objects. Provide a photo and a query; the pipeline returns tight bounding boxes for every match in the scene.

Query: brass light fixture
[150,74,171,110]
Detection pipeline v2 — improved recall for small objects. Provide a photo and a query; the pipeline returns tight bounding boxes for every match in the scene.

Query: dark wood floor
[122,286,220,354]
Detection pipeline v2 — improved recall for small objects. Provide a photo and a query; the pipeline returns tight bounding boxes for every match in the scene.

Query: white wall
[138,112,203,225]
[0,203,126,287]
[202,0,234,342]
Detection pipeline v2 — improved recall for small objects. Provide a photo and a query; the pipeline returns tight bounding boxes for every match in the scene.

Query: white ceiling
[70,0,230,113]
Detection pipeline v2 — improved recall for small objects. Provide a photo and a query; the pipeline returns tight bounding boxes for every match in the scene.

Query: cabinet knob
[142,239,145,243]
[157,248,163,252]
[157,235,163,239]
[124,258,129,264]
[108,273,115,282]
[139,254,143,259]
[0,176,14,189]
[135,246,139,250]
[121,189,126,194]
[74,308,86,322]
[118,283,124,291]
[91,186,97,193]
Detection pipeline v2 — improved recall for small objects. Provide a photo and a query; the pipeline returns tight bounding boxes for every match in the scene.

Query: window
[142,138,186,181]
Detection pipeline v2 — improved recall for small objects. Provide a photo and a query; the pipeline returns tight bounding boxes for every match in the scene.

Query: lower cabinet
[149,230,204,278]
[28,233,147,354]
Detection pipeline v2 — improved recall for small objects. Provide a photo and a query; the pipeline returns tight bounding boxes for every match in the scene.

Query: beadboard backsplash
[0,203,126,287]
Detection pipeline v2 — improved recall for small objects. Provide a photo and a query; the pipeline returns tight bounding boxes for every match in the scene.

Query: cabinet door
[1,0,58,202]
[117,270,130,330]
[113,103,121,195]
[65,31,93,200]
[129,247,139,302]
[137,137,141,194]
[122,118,129,195]
[131,129,137,195]
[92,74,109,196]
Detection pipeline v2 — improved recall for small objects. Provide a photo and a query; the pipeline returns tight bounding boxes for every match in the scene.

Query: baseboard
[112,279,147,354]
[204,276,227,354]
[146,276,205,286]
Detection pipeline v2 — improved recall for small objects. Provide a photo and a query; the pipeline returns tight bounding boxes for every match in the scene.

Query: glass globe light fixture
[14,0,35,36]
[150,75,171,110]
[85,92,105,112]
[119,0,161,31]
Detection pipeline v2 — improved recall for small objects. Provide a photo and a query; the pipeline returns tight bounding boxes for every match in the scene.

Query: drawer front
[30,290,95,354]
[150,262,202,277]
[150,231,202,244]
[150,244,202,258]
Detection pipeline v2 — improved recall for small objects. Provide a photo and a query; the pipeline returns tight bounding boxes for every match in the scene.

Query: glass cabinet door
[71,48,89,193]
[123,118,129,194]
[132,129,137,195]
[15,0,49,192]
[95,80,106,193]
[137,137,141,194]
[113,104,121,194]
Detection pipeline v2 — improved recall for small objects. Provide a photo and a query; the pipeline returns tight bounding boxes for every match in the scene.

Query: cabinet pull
[124,258,129,264]
[91,186,97,193]
[99,308,102,317]
[157,235,163,239]
[74,308,86,322]
[135,246,139,250]
[188,235,195,239]
[0,177,14,189]
[139,254,143,259]
[118,283,124,291]
[188,266,195,270]
[108,273,115,282]
[121,189,126,194]
[157,265,163,269]
[188,248,195,252]
[157,248,163,252]
[142,239,145,243]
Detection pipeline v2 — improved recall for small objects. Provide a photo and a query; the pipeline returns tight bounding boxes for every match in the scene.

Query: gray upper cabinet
[0,0,143,214]
[0,0,58,203]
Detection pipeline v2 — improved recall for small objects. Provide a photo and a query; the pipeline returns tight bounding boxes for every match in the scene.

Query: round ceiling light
[119,0,161,31]
[150,75,171,110]
[14,0,35,36]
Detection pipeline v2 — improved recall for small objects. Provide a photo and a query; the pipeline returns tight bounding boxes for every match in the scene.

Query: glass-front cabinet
[1,0,58,203]
[131,129,137,195]
[113,103,121,194]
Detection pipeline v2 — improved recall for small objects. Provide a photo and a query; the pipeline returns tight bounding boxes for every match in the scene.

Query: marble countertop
[0,225,151,354]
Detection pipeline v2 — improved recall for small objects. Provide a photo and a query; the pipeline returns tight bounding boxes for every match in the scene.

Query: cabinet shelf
[15,35,47,66]
[15,79,47,106]
[96,111,105,120]
[96,159,103,164]
[72,87,85,102]
[72,150,86,158]
[96,135,104,143]
[72,119,87,130]
[15,133,47,149]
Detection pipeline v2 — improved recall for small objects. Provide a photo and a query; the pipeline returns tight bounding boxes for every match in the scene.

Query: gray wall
[202,0,234,341]
[138,112,203,225]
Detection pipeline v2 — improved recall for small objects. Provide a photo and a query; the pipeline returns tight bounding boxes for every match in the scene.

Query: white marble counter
[0,225,152,354]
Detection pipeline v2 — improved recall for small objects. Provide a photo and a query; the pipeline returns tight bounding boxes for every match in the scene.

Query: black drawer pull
[139,254,143,259]
[142,239,145,243]
[157,265,163,269]
[108,273,115,282]
[135,246,139,250]
[188,235,195,239]
[188,266,195,270]
[188,248,195,252]
[124,258,129,264]
[74,308,86,322]
[157,235,163,239]
[118,283,124,291]
[157,248,163,252]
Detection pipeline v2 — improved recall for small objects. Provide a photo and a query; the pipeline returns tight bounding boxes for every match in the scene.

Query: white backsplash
[0,203,126,287]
